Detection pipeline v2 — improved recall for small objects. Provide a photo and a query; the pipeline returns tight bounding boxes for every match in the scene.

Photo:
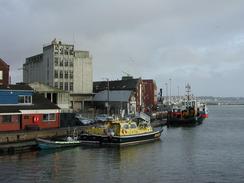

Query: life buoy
[34,116,39,123]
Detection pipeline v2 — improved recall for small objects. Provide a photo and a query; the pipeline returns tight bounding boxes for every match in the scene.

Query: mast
[185,83,191,108]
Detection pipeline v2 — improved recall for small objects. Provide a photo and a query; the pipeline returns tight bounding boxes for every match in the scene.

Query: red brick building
[143,80,157,112]
[0,58,10,86]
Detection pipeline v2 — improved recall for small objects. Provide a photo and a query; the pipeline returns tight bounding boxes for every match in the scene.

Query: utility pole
[177,85,180,99]
[165,82,168,104]
[169,78,172,104]
[106,78,110,115]
[102,77,110,115]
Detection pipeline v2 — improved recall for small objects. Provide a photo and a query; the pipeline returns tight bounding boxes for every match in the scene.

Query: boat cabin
[85,120,153,137]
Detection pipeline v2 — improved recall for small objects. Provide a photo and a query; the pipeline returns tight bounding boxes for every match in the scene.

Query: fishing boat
[79,113,166,145]
[36,129,81,149]
[167,83,207,126]
[36,137,81,150]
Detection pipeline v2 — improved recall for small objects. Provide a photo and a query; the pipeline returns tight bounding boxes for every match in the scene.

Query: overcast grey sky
[0,0,244,97]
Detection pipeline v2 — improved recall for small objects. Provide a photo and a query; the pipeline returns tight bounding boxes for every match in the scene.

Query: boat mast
[185,83,191,108]
[186,83,191,100]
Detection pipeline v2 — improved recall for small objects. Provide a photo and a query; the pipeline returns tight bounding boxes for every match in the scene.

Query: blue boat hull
[36,138,81,150]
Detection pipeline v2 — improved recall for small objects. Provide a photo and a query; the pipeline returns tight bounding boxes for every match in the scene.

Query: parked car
[74,114,94,126]
[95,114,113,122]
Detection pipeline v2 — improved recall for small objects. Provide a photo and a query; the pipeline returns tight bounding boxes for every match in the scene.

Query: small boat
[79,113,166,146]
[36,129,81,149]
[36,137,81,150]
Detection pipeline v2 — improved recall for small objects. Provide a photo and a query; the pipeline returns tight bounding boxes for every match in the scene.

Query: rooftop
[93,78,140,93]
[0,93,60,113]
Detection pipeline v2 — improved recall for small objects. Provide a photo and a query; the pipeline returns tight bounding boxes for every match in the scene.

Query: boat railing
[135,112,151,123]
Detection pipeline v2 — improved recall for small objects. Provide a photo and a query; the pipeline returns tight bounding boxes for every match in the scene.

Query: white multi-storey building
[23,39,93,112]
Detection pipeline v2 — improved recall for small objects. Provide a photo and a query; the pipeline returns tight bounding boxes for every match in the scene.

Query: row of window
[18,96,32,104]
[54,70,73,79]
[43,113,56,121]
[0,114,56,123]
[54,58,74,67]
[54,82,73,91]
[122,123,137,129]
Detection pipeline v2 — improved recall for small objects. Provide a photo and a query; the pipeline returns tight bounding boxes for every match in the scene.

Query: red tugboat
[167,83,208,126]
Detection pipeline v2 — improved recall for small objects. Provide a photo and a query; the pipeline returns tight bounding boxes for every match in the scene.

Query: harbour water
[1,105,244,183]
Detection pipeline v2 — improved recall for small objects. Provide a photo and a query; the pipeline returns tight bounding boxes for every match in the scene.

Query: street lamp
[102,78,110,115]
[165,82,168,104]
[169,78,172,104]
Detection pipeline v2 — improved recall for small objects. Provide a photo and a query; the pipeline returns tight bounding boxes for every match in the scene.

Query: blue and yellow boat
[79,117,165,145]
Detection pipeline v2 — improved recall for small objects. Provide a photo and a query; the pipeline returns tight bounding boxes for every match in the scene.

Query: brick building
[142,80,157,112]
[0,58,10,86]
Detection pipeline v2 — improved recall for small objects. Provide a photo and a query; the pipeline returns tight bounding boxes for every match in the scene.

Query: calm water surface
[1,105,244,183]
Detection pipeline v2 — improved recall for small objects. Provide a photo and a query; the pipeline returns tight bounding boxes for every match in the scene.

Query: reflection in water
[1,106,244,183]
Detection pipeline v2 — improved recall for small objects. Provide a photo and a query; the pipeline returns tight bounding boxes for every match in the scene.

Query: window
[2,115,12,123]
[70,61,73,67]
[65,82,68,91]
[54,70,58,78]
[70,82,73,91]
[54,82,58,88]
[130,123,137,129]
[24,116,29,119]
[60,71,63,78]
[64,71,68,79]
[18,96,32,104]
[54,58,59,66]
[43,113,56,121]
[60,82,63,90]
[0,70,2,80]
[60,60,63,66]
[70,71,73,79]
[123,124,129,129]
[69,49,73,55]
[65,60,68,66]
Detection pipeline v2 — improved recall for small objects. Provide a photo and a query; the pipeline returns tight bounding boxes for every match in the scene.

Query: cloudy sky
[0,0,244,97]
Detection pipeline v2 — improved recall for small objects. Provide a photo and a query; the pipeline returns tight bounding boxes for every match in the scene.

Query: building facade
[142,80,157,112]
[0,84,60,132]
[28,82,71,112]
[0,58,9,86]
[23,39,93,111]
[93,76,144,115]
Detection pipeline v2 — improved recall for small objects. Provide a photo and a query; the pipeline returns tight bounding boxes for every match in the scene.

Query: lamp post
[177,85,180,99]
[102,78,110,115]
[169,78,172,105]
[107,79,110,115]
[165,82,168,104]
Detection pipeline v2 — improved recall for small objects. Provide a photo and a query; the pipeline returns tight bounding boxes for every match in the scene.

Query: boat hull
[167,116,204,126]
[36,138,81,150]
[79,128,165,146]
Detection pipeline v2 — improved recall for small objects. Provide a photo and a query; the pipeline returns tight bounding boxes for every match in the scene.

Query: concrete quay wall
[0,126,85,144]
[0,126,86,154]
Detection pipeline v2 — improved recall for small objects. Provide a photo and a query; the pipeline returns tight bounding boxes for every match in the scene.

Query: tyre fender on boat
[122,129,127,135]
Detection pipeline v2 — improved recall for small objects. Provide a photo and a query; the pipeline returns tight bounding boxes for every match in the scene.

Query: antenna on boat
[185,83,191,101]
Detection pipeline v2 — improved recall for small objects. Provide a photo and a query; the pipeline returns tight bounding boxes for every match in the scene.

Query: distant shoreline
[207,103,244,105]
